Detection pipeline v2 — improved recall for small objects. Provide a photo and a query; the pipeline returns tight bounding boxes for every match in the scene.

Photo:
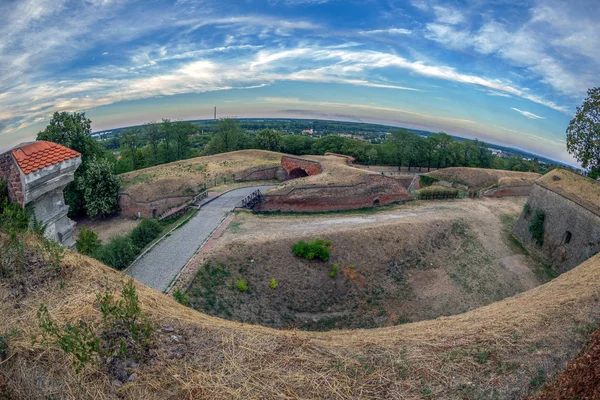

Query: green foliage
[130,219,162,250]
[255,129,283,151]
[269,278,277,289]
[76,227,101,256]
[0,201,30,233]
[76,157,120,218]
[0,329,18,361]
[173,287,190,306]
[206,119,248,154]
[329,264,339,278]
[0,178,7,209]
[530,367,546,389]
[235,278,249,292]
[93,236,137,270]
[37,304,99,373]
[415,186,460,200]
[419,175,439,187]
[528,208,546,246]
[523,202,532,217]
[566,87,600,169]
[292,239,332,261]
[37,280,151,374]
[37,111,102,159]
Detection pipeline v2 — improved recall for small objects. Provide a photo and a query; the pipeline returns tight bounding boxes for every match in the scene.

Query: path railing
[242,189,262,209]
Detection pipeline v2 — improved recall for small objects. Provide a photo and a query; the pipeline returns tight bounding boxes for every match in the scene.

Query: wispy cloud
[510,108,545,120]
[360,28,411,35]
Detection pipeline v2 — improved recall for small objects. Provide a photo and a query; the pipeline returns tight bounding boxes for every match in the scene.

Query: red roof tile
[11,141,81,175]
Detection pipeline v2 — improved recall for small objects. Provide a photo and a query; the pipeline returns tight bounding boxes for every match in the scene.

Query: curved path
[125,185,274,292]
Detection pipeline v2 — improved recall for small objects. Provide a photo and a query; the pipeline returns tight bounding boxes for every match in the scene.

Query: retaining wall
[257,175,412,212]
[281,156,322,176]
[118,193,194,218]
[483,185,532,198]
[513,183,600,273]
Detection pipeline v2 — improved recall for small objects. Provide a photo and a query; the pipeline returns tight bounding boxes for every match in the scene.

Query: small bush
[523,202,532,217]
[415,186,459,200]
[93,236,137,270]
[419,175,439,187]
[173,287,190,306]
[235,279,249,292]
[292,239,332,261]
[329,264,339,278]
[528,208,545,246]
[269,278,277,289]
[76,227,101,255]
[130,219,162,250]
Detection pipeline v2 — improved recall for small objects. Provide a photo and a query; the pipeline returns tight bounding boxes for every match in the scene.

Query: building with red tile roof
[11,141,81,175]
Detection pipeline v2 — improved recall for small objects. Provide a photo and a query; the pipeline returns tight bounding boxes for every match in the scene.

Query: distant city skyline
[1,0,599,165]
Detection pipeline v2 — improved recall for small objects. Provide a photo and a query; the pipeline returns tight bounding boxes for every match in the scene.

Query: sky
[0,0,599,164]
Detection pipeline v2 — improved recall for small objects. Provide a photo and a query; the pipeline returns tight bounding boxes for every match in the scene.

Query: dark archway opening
[563,231,572,245]
[289,168,309,179]
[373,198,380,206]
[152,209,157,218]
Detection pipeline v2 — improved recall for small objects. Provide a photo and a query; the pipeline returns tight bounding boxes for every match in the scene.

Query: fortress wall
[281,156,322,176]
[513,183,600,273]
[236,166,280,182]
[483,185,532,198]
[118,193,194,218]
[258,175,412,212]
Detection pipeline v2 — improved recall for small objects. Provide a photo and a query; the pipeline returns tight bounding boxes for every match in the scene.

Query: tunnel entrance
[289,168,309,179]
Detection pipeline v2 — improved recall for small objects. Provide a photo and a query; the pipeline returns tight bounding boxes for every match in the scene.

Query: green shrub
[292,239,332,261]
[93,236,136,270]
[269,278,277,289]
[130,219,162,250]
[528,208,545,246]
[523,202,532,217]
[419,175,439,187]
[235,279,249,292]
[329,264,339,278]
[76,227,101,255]
[173,288,190,306]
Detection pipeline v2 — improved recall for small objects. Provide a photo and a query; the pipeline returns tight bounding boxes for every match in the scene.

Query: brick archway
[289,168,309,179]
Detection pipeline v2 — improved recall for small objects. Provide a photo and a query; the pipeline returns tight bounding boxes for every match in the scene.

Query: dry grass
[119,150,284,202]
[429,167,541,190]
[2,201,600,398]
[268,155,378,194]
[74,216,141,244]
[537,168,600,216]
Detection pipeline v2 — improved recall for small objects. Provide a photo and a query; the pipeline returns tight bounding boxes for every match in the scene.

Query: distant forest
[95,118,567,176]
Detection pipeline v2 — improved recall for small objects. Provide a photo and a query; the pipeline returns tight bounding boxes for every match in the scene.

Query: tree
[144,121,162,165]
[173,121,195,160]
[566,87,600,169]
[161,119,173,162]
[206,119,246,154]
[388,129,418,170]
[255,129,283,151]
[282,135,315,155]
[431,132,453,169]
[76,157,120,219]
[120,128,142,170]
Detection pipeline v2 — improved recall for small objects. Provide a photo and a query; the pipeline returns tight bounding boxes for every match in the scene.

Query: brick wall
[257,174,413,212]
[237,166,280,181]
[281,156,322,176]
[0,151,24,206]
[118,193,194,218]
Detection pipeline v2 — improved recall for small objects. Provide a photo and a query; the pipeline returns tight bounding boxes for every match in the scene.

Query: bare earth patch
[74,216,141,243]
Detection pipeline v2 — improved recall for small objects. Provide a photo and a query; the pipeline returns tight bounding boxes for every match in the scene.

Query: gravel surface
[125,185,274,292]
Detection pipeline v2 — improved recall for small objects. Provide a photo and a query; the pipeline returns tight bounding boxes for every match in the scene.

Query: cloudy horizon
[1,0,598,165]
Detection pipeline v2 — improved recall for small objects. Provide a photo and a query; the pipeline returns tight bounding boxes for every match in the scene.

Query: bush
[76,227,101,255]
[415,186,460,200]
[269,278,277,289]
[173,288,190,306]
[76,157,120,219]
[130,219,162,250]
[329,264,339,278]
[235,279,248,292]
[419,175,439,187]
[93,236,136,270]
[523,202,532,217]
[528,208,545,246]
[292,239,332,261]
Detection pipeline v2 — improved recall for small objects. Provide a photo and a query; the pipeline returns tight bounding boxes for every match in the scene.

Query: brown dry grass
[430,167,541,189]
[537,168,600,216]
[268,155,378,194]
[2,200,600,398]
[119,150,284,202]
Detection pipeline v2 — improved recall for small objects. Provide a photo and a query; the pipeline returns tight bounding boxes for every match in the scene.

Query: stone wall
[483,185,532,198]
[513,183,600,273]
[237,166,280,182]
[118,193,195,218]
[280,156,322,176]
[257,175,413,212]
[0,151,24,205]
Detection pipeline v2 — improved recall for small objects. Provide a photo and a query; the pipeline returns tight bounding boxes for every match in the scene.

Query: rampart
[483,185,533,198]
[280,156,322,176]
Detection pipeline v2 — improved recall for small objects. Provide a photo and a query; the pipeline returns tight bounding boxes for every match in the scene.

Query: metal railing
[241,189,262,209]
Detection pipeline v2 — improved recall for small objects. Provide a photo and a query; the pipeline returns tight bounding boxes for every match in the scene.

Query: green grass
[122,173,154,186]
[228,221,242,233]
[188,264,232,316]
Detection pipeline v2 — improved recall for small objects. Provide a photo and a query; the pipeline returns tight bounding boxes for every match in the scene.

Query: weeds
[269,278,277,289]
[0,329,19,361]
[329,264,339,278]
[292,239,332,261]
[528,208,545,246]
[173,287,190,306]
[235,279,249,292]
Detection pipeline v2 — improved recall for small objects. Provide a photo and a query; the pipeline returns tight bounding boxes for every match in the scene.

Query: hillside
[428,167,541,190]
[2,228,600,399]
[119,150,284,202]
[536,168,600,217]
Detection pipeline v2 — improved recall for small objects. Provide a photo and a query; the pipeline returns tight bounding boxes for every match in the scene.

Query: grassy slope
[537,168,600,216]
[429,167,541,190]
[2,215,600,398]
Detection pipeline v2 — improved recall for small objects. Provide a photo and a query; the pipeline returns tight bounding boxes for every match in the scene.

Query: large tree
[144,121,162,165]
[206,118,247,154]
[566,87,600,169]
[77,157,120,218]
[255,129,283,152]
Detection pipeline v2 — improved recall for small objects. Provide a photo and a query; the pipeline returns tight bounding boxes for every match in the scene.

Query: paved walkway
[125,185,274,292]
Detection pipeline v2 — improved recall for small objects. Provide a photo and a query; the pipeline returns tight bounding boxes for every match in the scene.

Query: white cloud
[510,107,545,120]
[432,6,464,25]
[361,28,412,35]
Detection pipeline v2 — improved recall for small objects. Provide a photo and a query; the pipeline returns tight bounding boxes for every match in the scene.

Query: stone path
[125,185,274,292]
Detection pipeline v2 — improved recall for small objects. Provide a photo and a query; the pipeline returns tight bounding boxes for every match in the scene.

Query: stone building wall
[257,175,413,212]
[0,151,24,205]
[513,183,600,273]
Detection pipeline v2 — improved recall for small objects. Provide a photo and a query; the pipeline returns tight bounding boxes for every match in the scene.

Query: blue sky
[0,0,598,164]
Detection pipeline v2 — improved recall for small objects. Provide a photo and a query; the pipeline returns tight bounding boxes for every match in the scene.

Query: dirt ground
[186,197,550,330]
[74,216,141,243]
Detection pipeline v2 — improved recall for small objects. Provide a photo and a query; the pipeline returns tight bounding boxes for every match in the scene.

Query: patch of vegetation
[36,280,152,374]
[415,186,460,200]
[523,202,532,217]
[173,288,190,306]
[292,239,332,261]
[419,175,439,187]
[235,278,249,292]
[528,208,545,246]
[125,173,154,186]
[189,264,232,316]
[76,227,101,256]
[130,219,162,250]
[529,367,546,389]
[228,221,242,233]
[269,278,277,289]
[0,329,19,361]
[329,264,339,278]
